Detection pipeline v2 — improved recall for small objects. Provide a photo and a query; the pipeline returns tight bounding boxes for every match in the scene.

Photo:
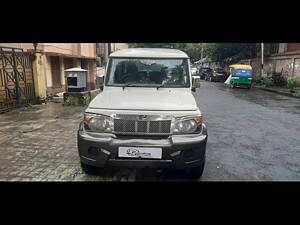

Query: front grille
[113,116,171,135]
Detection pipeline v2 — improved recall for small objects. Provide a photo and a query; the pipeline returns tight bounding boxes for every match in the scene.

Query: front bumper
[77,122,208,169]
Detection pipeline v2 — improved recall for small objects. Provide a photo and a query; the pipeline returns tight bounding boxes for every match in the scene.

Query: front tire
[81,162,100,175]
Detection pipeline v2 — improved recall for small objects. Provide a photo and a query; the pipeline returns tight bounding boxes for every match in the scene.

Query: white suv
[77,48,208,178]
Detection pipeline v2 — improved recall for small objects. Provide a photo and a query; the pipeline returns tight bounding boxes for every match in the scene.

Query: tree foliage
[202,43,257,65]
[128,43,258,65]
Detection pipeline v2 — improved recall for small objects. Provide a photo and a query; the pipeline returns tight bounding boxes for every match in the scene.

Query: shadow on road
[90,167,199,182]
[135,168,199,181]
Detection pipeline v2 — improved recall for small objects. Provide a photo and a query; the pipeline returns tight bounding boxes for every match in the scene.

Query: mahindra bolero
[77,48,207,178]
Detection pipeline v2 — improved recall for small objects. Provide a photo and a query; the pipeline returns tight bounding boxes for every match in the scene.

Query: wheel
[80,162,100,175]
[187,158,205,179]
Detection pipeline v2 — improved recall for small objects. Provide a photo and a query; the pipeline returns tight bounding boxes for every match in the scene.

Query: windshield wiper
[122,83,137,90]
[156,84,167,90]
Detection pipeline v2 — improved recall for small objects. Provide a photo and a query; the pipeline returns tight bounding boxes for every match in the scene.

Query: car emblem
[139,115,148,120]
[126,148,140,156]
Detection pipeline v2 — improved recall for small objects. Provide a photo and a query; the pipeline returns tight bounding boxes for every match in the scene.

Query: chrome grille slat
[146,121,150,133]
[113,115,171,135]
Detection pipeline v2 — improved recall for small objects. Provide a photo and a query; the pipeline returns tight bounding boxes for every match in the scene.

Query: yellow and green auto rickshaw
[228,64,253,89]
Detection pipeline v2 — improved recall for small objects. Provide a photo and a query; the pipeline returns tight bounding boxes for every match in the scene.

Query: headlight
[172,116,202,134]
[83,113,113,133]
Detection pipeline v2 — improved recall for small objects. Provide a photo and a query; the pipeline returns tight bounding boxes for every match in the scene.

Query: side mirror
[192,77,201,88]
[192,77,200,92]
[96,75,105,90]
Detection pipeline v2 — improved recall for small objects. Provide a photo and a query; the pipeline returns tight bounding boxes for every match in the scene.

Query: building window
[50,56,61,87]
[270,43,279,54]
[81,59,87,69]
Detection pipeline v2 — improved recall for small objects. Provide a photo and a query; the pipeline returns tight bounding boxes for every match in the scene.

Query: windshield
[232,68,252,77]
[106,58,190,88]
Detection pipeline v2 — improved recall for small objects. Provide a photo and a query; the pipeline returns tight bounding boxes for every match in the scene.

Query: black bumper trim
[78,123,207,169]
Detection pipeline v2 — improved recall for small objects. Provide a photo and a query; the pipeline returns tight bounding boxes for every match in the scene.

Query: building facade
[0,43,97,97]
[96,43,128,67]
[201,43,300,84]
[238,43,300,84]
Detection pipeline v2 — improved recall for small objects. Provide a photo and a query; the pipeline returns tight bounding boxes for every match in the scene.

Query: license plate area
[118,147,162,159]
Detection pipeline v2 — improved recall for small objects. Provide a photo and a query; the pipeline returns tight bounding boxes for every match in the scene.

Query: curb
[253,86,300,99]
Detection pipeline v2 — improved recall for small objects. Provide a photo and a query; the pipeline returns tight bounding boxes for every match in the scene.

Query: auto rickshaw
[228,64,253,89]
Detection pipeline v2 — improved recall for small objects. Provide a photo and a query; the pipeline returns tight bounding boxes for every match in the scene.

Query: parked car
[191,67,198,76]
[77,48,208,179]
[206,68,228,82]
[199,67,213,80]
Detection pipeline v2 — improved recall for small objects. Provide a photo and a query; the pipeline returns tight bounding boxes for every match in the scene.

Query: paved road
[197,81,300,181]
[132,81,300,181]
[0,81,300,181]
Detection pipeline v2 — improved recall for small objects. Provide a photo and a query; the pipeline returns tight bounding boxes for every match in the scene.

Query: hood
[88,87,198,111]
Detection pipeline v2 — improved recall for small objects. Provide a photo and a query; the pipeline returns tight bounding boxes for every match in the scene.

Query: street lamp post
[261,43,264,78]
[201,43,204,66]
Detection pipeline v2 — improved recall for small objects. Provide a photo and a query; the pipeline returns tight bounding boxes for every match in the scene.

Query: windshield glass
[232,68,252,77]
[106,58,190,87]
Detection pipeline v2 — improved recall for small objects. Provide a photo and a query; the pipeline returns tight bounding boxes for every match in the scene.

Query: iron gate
[0,46,35,112]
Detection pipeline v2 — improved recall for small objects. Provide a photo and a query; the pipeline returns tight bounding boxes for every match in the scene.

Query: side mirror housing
[96,75,105,89]
[192,77,201,90]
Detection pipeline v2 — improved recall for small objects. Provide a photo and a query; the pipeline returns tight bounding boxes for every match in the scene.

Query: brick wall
[286,43,300,53]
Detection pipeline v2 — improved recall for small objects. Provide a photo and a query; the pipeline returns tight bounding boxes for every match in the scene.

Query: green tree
[128,43,258,64]
[202,43,257,65]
